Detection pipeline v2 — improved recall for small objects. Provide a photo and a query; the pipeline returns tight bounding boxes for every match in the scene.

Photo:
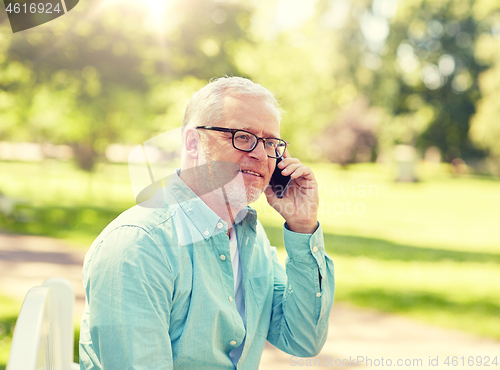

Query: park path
[1,232,499,369]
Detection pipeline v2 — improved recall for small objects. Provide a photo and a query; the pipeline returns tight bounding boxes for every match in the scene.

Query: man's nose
[249,139,268,161]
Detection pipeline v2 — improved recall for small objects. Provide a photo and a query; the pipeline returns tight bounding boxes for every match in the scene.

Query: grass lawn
[0,294,20,370]
[0,160,136,248]
[0,159,499,367]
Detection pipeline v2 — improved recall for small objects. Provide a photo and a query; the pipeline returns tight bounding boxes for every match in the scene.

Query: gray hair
[181,76,281,132]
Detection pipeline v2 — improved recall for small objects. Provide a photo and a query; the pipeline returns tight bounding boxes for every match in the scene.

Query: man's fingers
[278,157,300,169]
[281,164,315,181]
[280,163,302,175]
[290,166,312,179]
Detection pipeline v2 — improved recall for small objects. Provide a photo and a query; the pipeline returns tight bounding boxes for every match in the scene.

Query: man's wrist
[286,221,318,234]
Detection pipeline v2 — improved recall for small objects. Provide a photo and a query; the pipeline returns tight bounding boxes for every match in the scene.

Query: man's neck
[199,191,240,228]
[180,169,244,229]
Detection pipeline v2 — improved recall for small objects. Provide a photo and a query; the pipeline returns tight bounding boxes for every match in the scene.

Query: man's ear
[184,127,201,159]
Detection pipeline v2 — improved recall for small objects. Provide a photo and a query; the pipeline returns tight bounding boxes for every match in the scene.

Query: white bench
[7,277,80,370]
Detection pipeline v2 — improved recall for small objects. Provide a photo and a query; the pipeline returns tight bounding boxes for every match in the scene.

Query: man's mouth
[240,170,262,177]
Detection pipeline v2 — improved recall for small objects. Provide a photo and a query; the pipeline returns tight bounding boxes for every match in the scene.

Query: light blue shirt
[79,171,335,370]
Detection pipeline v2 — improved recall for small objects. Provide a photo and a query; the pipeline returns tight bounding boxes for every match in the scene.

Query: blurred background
[0,0,499,368]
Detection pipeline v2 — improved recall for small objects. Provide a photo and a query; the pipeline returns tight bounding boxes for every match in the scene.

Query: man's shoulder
[82,205,179,281]
[96,203,176,244]
[117,203,174,230]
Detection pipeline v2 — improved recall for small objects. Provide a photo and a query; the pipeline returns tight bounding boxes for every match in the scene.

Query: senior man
[79,76,335,369]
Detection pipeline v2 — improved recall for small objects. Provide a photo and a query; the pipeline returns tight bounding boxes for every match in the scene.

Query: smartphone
[269,157,292,198]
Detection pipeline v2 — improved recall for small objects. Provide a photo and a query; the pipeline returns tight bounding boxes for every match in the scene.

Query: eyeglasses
[196,126,288,159]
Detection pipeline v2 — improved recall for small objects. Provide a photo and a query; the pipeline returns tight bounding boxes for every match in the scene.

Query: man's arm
[80,226,174,369]
[263,222,335,357]
[263,153,334,356]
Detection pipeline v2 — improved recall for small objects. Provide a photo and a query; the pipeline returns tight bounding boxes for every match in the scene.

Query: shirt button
[219,254,226,261]
[312,246,319,253]
[316,292,322,297]
[204,230,209,236]
[228,296,233,302]
[217,222,223,229]
[230,340,237,346]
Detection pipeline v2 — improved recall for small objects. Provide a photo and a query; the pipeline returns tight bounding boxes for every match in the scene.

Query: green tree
[469,10,500,164]
[316,0,498,162]
[1,0,252,171]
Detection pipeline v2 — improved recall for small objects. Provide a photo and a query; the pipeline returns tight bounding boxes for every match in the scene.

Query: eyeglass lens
[233,131,286,158]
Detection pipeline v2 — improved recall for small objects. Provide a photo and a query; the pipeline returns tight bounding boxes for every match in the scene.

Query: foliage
[0,160,135,246]
[2,0,500,169]
[314,0,499,161]
[0,204,123,246]
[389,0,492,161]
[469,24,500,162]
[316,97,379,166]
[0,294,20,370]
[0,0,251,171]
[226,0,500,166]
[233,27,340,160]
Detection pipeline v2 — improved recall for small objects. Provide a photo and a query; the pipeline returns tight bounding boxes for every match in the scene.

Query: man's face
[200,94,280,203]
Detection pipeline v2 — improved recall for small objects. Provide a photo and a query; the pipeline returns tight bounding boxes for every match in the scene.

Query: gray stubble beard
[200,145,264,207]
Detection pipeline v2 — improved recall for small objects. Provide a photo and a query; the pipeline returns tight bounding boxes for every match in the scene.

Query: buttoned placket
[213,222,246,353]
[233,217,259,363]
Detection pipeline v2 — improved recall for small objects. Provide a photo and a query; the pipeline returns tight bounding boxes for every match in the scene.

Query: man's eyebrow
[237,125,280,138]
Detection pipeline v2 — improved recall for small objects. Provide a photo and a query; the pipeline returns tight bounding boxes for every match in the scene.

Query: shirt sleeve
[266,222,335,357]
[80,225,174,370]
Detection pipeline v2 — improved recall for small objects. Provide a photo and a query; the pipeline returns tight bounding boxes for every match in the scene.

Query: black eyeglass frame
[196,125,288,159]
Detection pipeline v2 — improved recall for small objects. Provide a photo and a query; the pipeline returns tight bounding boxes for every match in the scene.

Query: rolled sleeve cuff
[283,222,326,266]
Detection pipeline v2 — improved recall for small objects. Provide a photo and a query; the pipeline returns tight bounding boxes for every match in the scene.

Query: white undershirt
[228,227,246,365]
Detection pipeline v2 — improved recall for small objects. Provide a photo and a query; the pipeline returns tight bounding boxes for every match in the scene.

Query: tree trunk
[72,142,98,172]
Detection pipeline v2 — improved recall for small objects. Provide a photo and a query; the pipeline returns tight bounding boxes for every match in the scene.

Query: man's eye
[266,140,277,148]
[236,134,251,141]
